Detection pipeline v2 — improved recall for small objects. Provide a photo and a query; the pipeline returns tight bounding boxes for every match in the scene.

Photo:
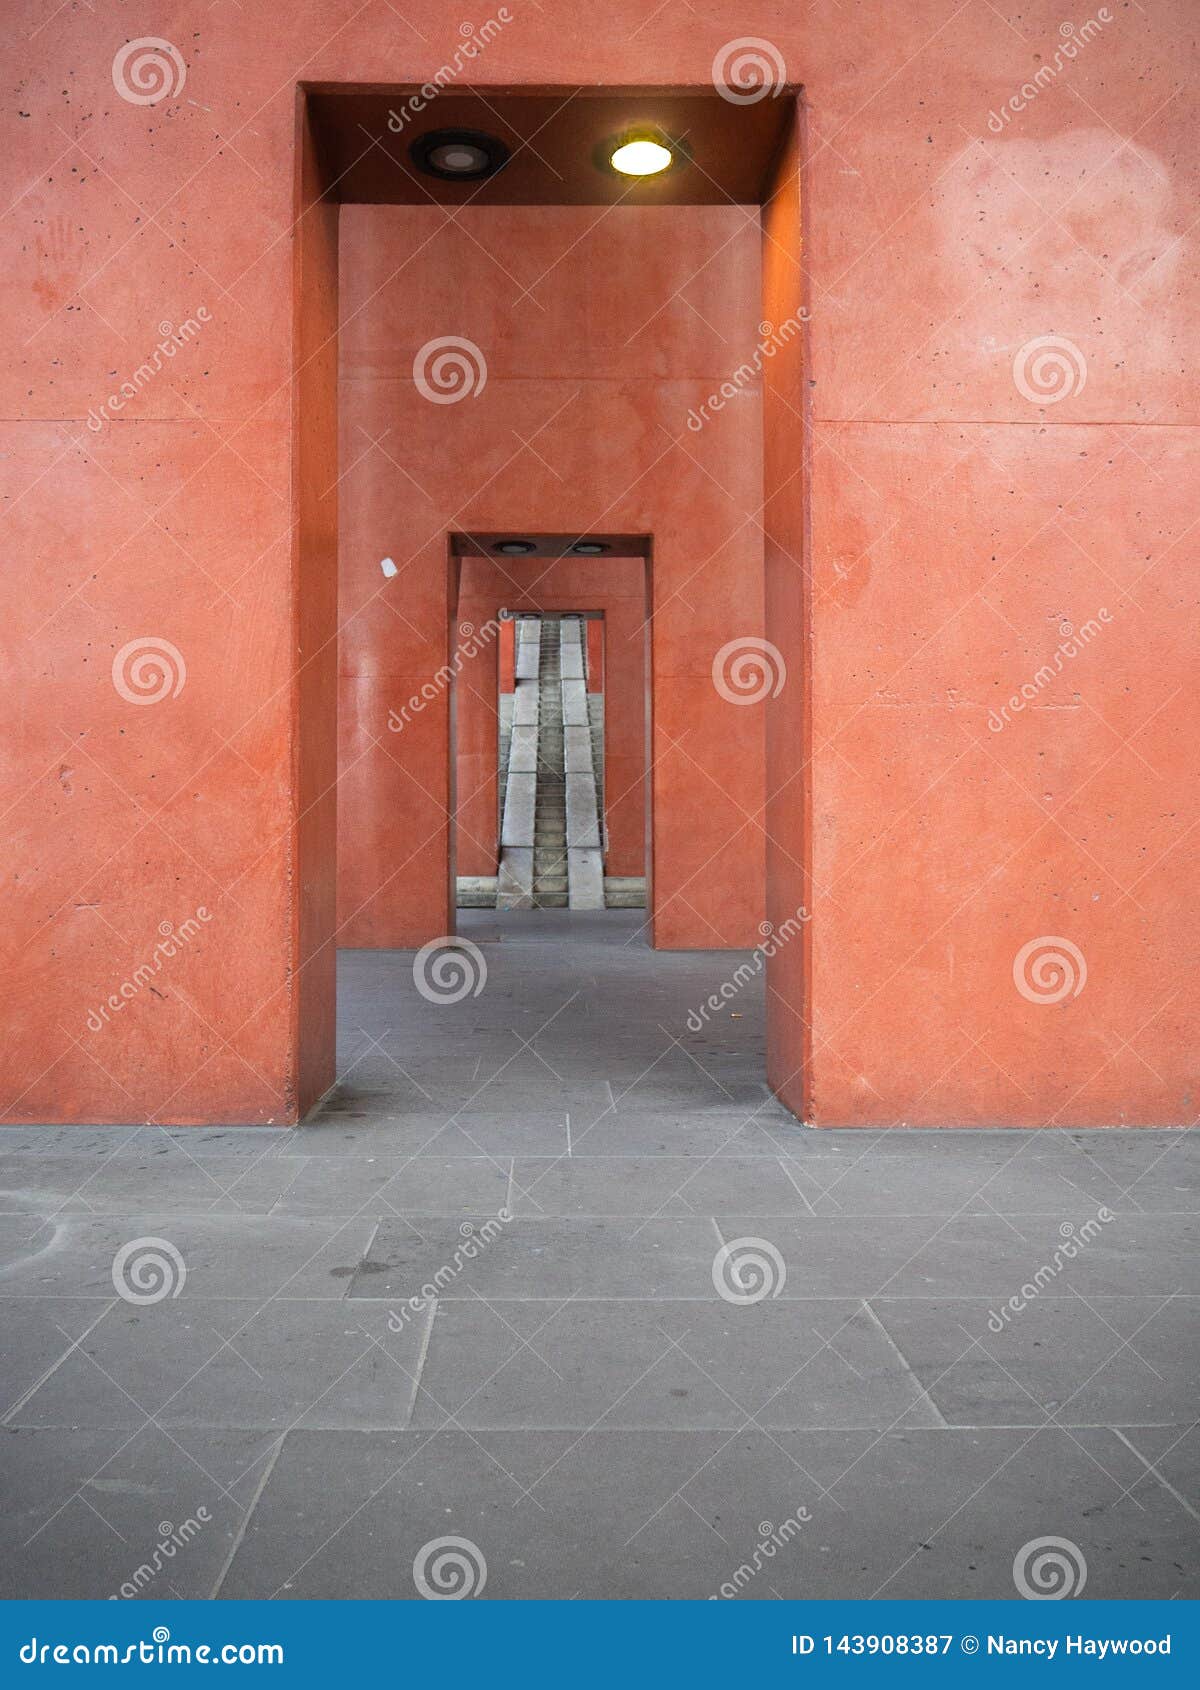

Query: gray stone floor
[1,910,1197,1600]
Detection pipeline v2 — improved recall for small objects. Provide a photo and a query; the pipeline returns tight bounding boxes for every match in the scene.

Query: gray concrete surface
[499,772,537,848]
[1,910,1196,1600]
[567,845,605,911]
[560,676,588,726]
[495,849,533,910]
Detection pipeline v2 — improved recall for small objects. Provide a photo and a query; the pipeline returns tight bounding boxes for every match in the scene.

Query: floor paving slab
[291,1112,570,1159]
[217,1428,722,1599]
[510,1156,814,1216]
[217,1423,1198,1600]
[614,1424,1200,1600]
[1112,1424,1200,1518]
[570,1110,813,1158]
[0,1213,378,1300]
[715,1211,1200,1299]
[0,1424,279,1600]
[10,1297,432,1432]
[0,1151,299,1216]
[349,1215,722,1300]
[774,1135,1198,1217]
[272,1156,511,1216]
[1,1297,116,1421]
[410,1297,940,1431]
[870,1294,1200,1427]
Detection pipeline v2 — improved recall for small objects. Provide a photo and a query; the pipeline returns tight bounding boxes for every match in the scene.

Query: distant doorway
[448,536,652,927]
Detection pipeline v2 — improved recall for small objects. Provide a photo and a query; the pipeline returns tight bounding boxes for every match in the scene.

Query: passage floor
[1,912,1196,1599]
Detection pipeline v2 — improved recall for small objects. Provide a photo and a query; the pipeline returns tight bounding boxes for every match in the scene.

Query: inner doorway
[456,610,617,912]
[449,534,653,927]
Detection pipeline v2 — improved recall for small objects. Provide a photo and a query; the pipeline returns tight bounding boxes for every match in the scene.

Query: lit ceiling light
[609,135,674,177]
[410,128,509,181]
[494,539,536,555]
[571,541,609,555]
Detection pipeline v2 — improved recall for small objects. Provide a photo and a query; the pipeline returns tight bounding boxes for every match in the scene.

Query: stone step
[604,876,647,909]
[456,875,499,908]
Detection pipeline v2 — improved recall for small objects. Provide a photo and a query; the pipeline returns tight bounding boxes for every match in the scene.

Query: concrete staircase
[560,618,604,909]
[488,612,645,911]
[532,618,569,907]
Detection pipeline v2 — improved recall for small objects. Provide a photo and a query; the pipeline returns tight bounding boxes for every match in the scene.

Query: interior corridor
[0,913,1196,1599]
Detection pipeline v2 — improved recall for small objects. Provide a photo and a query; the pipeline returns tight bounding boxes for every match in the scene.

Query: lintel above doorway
[452,533,651,559]
[303,85,799,207]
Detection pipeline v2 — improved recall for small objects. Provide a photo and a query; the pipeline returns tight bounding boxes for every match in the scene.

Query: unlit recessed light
[410,129,509,182]
[494,539,536,555]
[571,541,609,555]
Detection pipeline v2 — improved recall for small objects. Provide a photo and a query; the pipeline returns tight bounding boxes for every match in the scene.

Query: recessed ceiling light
[494,539,536,555]
[610,136,674,176]
[571,541,609,555]
[410,128,509,181]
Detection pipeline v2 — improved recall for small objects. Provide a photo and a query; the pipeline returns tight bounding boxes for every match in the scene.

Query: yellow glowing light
[610,137,673,176]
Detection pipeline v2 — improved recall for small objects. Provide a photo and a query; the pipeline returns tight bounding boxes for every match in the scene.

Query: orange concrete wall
[452,608,501,879]
[586,620,605,694]
[337,204,765,950]
[499,618,515,694]
[4,3,1196,1128]
[799,19,1196,1126]
[762,103,811,1126]
[293,97,340,1117]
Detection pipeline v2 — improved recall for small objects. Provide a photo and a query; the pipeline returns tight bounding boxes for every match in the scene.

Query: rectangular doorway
[295,85,807,1119]
[448,535,654,931]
